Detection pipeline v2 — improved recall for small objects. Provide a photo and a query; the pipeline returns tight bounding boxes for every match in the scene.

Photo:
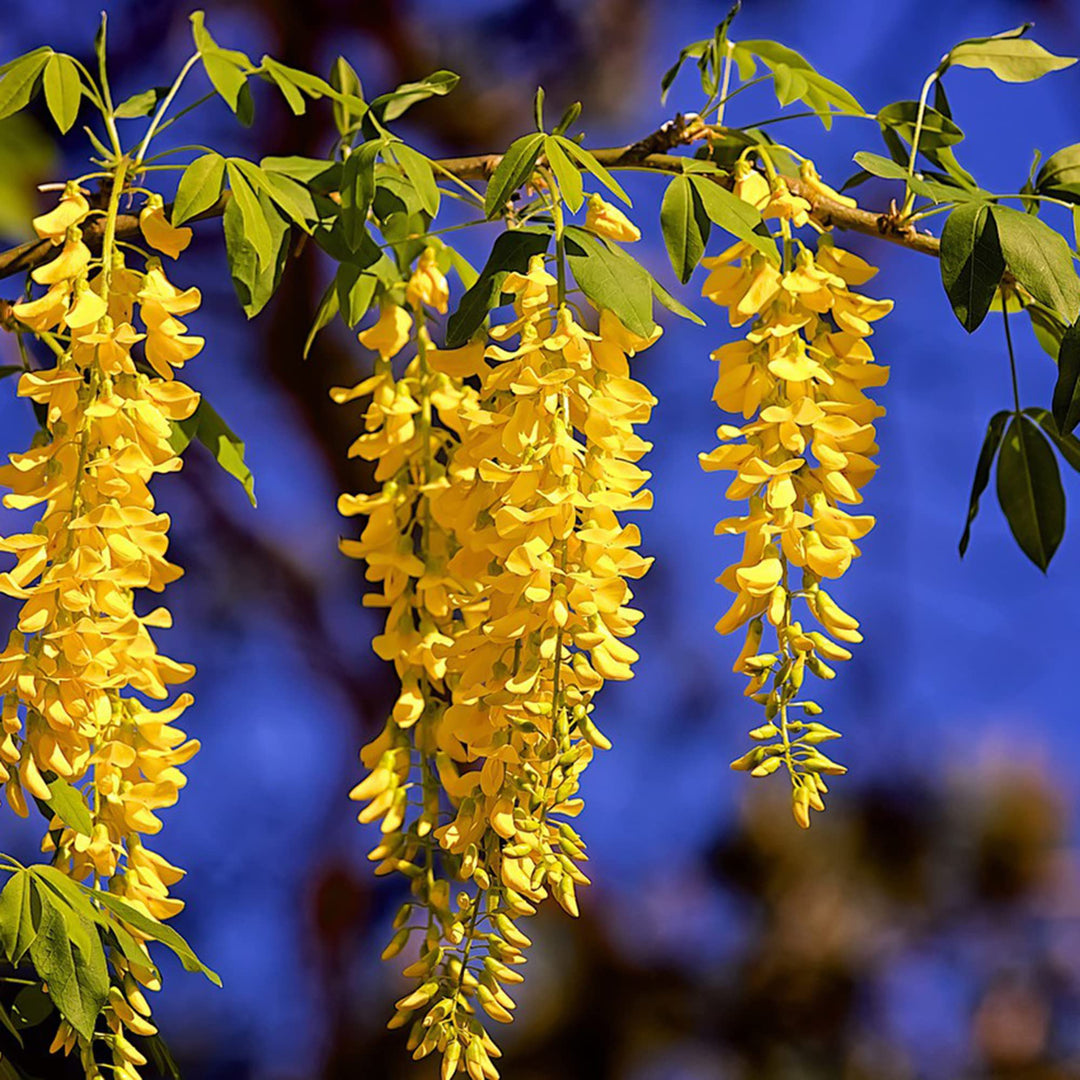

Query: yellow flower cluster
[699,163,891,827]
[337,245,657,1077]
[0,180,202,1075]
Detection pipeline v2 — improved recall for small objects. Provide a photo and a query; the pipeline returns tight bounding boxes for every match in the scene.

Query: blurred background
[2,0,1080,1077]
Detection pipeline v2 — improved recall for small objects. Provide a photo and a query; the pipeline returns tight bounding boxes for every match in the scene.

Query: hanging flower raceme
[0,178,202,1076]
[698,161,891,828]
[342,243,658,1077]
[334,251,491,1077]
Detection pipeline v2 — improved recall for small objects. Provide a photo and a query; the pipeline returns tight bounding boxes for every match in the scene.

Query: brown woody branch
[0,133,940,282]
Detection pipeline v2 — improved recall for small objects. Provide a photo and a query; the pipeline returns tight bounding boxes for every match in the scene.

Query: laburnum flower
[342,246,658,1077]
[32,182,92,243]
[334,290,490,1076]
[699,162,891,829]
[139,194,193,259]
[405,246,450,313]
[359,302,413,360]
[585,194,641,243]
[1,183,204,1076]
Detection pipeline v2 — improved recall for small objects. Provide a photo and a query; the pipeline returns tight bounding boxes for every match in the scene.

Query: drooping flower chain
[338,239,657,1078]
[699,162,891,828]
[0,181,202,1077]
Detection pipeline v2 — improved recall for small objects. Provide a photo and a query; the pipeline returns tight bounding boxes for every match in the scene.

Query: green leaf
[42,54,81,134]
[29,865,102,919]
[81,886,221,985]
[446,225,551,348]
[390,143,440,217]
[933,77,952,118]
[167,411,200,456]
[374,70,458,123]
[851,150,910,181]
[997,414,1065,570]
[173,152,226,226]
[258,57,337,101]
[544,135,583,213]
[0,46,50,79]
[445,245,479,290]
[0,365,24,381]
[948,37,1075,83]
[533,85,545,132]
[304,279,339,359]
[991,205,1080,324]
[564,226,655,338]
[256,170,316,231]
[651,276,704,325]
[44,777,92,838]
[544,133,587,211]
[28,897,107,1040]
[261,155,339,186]
[959,410,1009,556]
[856,148,985,204]
[1027,406,1080,473]
[939,203,1004,332]
[0,869,38,966]
[907,172,989,205]
[191,11,251,112]
[1026,299,1067,360]
[144,1033,183,1080]
[222,190,290,319]
[335,263,378,328]
[660,40,708,103]
[202,50,248,112]
[190,398,257,508]
[225,160,275,270]
[558,137,630,205]
[1052,322,1080,435]
[553,100,581,137]
[114,86,167,118]
[484,132,544,219]
[0,50,50,122]
[735,39,863,128]
[688,175,778,262]
[340,141,381,251]
[1035,143,1080,205]
[660,175,709,284]
[878,100,963,151]
[331,56,364,137]
[105,916,160,979]
[265,62,306,114]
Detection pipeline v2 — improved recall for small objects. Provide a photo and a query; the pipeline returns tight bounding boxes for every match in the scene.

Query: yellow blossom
[405,247,449,313]
[358,303,412,360]
[139,195,193,259]
[585,193,641,242]
[338,240,657,1076]
[1,182,203,1075]
[700,160,891,828]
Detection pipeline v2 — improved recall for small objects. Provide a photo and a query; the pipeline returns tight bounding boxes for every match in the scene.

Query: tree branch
[0,130,941,282]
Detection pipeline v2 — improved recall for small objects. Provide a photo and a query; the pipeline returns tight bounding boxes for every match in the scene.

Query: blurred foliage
[0,114,55,238]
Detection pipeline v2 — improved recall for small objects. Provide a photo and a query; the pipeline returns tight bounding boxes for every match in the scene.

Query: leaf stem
[732,109,876,130]
[714,40,736,127]
[1003,299,1021,415]
[152,91,217,137]
[903,69,939,216]
[700,75,771,120]
[134,53,201,168]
